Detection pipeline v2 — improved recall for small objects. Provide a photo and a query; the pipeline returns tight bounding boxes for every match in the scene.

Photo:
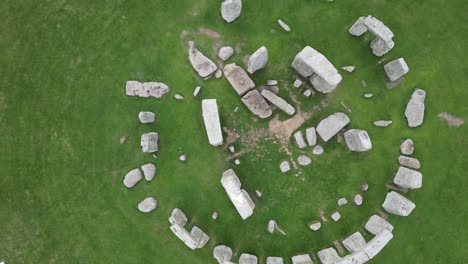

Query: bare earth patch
[438,112,464,127]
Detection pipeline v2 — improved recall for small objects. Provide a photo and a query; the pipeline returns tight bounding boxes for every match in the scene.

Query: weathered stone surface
[312,145,324,155]
[224,63,255,96]
[202,99,224,146]
[141,163,156,181]
[140,132,159,153]
[343,232,366,253]
[280,161,291,173]
[267,80,278,86]
[126,81,170,99]
[123,168,142,188]
[384,58,409,81]
[309,221,321,231]
[241,90,272,119]
[291,254,313,264]
[213,245,233,264]
[353,194,363,205]
[297,155,312,166]
[267,256,284,264]
[268,220,276,233]
[261,90,295,115]
[361,183,369,191]
[362,230,393,259]
[221,169,255,219]
[169,209,210,249]
[344,129,372,152]
[219,46,235,61]
[316,112,350,142]
[400,139,414,155]
[393,166,422,189]
[331,211,341,222]
[248,46,268,74]
[382,191,416,216]
[318,247,342,264]
[277,19,291,32]
[398,155,421,169]
[349,16,395,56]
[303,89,312,97]
[193,86,201,97]
[221,0,242,23]
[215,69,223,79]
[405,88,426,127]
[174,93,184,100]
[365,214,394,235]
[188,41,217,79]
[305,127,317,146]
[138,111,155,123]
[258,85,279,95]
[137,197,157,213]
[234,159,240,165]
[336,250,369,264]
[341,66,355,73]
[293,79,303,88]
[239,253,258,264]
[373,120,392,127]
[338,198,348,206]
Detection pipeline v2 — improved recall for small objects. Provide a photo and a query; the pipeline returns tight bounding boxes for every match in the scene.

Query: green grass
[0,0,467,263]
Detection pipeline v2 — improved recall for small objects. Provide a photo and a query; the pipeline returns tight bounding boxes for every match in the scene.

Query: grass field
[1,0,467,263]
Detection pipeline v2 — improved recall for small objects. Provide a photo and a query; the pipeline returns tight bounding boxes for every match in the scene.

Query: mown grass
[0,0,467,263]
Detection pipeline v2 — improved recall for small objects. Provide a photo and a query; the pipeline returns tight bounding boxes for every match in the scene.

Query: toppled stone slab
[188,41,217,79]
[362,229,393,259]
[341,66,355,73]
[365,214,394,235]
[305,127,317,146]
[268,220,276,233]
[267,256,284,264]
[398,155,421,169]
[438,112,465,128]
[316,112,350,142]
[338,198,348,206]
[140,132,159,153]
[309,221,321,231]
[141,163,156,181]
[123,168,143,188]
[138,111,155,123]
[277,19,291,32]
[343,232,366,253]
[382,191,416,216]
[293,131,307,149]
[318,247,342,264]
[248,46,268,74]
[405,88,426,128]
[297,155,312,166]
[125,81,170,99]
[241,90,272,119]
[213,245,233,264]
[221,169,255,219]
[373,120,392,127]
[344,129,372,152]
[219,46,235,61]
[202,99,224,146]
[239,253,258,264]
[353,194,363,205]
[393,166,422,189]
[221,0,242,23]
[169,208,188,226]
[261,90,295,115]
[280,161,291,173]
[138,197,157,213]
[174,93,184,100]
[384,58,409,82]
[349,15,395,56]
[224,63,255,96]
[291,254,313,264]
[312,145,324,155]
[400,139,414,155]
[331,211,341,222]
[193,86,201,97]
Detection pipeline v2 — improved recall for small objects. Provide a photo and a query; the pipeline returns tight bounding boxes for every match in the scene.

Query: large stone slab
[365,214,394,235]
[221,0,242,23]
[405,88,426,128]
[141,163,156,181]
[335,250,369,264]
[138,111,155,123]
[221,169,255,219]
[400,138,414,155]
[169,208,188,226]
[261,90,295,115]
[293,131,307,149]
[317,247,342,264]
[202,99,224,146]
[316,112,350,142]
[382,191,416,216]
[219,46,235,61]
[140,132,159,153]
[126,81,170,99]
[123,168,142,188]
[188,41,217,79]
[393,166,422,189]
[241,90,272,119]
[291,254,313,264]
[137,197,157,213]
[239,253,258,264]
[362,230,393,259]
[248,46,268,74]
[398,155,421,169]
[305,127,317,146]
[267,256,284,264]
[224,63,255,96]
[344,129,372,152]
[342,232,366,253]
[169,209,210,250]
[384,58,409,82]
[214,245,233,264]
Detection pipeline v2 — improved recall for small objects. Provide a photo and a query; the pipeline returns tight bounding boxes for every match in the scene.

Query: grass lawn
[0,0,467,263]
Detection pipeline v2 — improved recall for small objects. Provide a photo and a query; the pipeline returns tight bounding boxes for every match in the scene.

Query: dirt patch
[198,27,221,39]
[438,112,464,127]
[319,209,328,222]
[242,54,250,66]
[223,126,240,148]
[334,240,345,254]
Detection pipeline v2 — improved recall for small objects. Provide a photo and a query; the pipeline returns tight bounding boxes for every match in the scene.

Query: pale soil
[438,112,464,127]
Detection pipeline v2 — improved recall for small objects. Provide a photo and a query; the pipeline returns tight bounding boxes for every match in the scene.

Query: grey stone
[218,46,235,61]
[213,245,233,263]
[241,90,272,119]
[138,111,155,123]
[297,155,312,166]
[137,197,157,213]
[293,79,303,88]
[267,256,284,264]
[398,155,421,169]
[331,211,341,222]
[212,211,218,220]
[362,230,393,259]
[305,127,317,146]
[267,80,278,86]
[393,166,422,189]
[303,89,312,97]
[140,132,159,153]
[344,129,372,152]
[123,168,143,188]
[277,19,291,32]
[335,250,369,264]
[373,120,392,127]
[349,16,395,57]
[353,194,363,205]
[341,66,355,72]
[193,86,201,97]
[316,112,350,142]
[365,214,394,235]
[293,131,307,149]
[338,198,348,206]
[126,81,170,99]
[258,85,279,95]
[221,169,256,219]
[361,80,367,88]
[141,163,156,181]
[268,220,276,233]
[291,254,313,264]
[364,93,373,98]
[221,0,242,23]
[361,183,369,191]
[224,63,255,96]
[309,221,321,231]
[280,161,291,173]
[247,46,268,74]
[202,99,224,146]
[317,247,342,264]
[342,232,366,253]
[312,145,324,155]
[229,145,235,153]
[239,253,258,264]
[384,58,409,81]
[400,139,414,155]
[261,90,295,115]
[405,88,426,127]
[382,191,416,216]
[188,41,217,79]
[169,208,188,226]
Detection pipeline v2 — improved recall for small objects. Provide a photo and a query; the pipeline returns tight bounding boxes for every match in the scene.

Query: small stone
[256,190,262,197]
[229,145,235,153]
[353,194,363,205]
[312,145,324,155]
[179,154,186,161]
[268,220,276,233]
[331,211,341,221]
[364,93,374,98]
[213,245,233,263]
[123,168,143,188]
[382,191,416,216]
[373,120,392,127]
[267,80,278,86]
[393,166,422,189]
[309,221,321,231]
[234,159,240,165]
[138,197,157,213]
[247,46,268,74]
[297,155,312,166]
[384,58,409,81]
[221,0,242,23]
[277,19,291,32]
[400,139,414,155]
[293,131,307,149]
[341,66,355,72]
[120,136,126,144]
[215,69,223,79]
[138,111,156,123]
[293,79,303,88]
[218,46,235,61]
[405,88,426,128]
[303,89,312,97]
[141,163,156,181]
[398,155,421,169]
[174,93,184,100]
[267,256,284,264]
[361,183,369,191]
[193,86,201,97]
[188,41,217,78]
[305,127,317,146]
[212,211,218,220]
[361,80,367,88]
[280,161,291,173]
[337,198,348,206]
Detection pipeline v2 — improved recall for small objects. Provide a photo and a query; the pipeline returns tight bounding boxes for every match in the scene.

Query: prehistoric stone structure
[140,132,159,153]
[318,247,342,264]
[219,46,234,61]
[405,88,426,127]
[241,90,272,119]
[393,166,423,189]
[349,15,395,56]
[123,168,142,188]
[398,155,421,169]
[382,191,416,216]
[291,254,313,264]
[137,197,157,213]
[221,0,242,23]
[224,63,255,96]
[384,58,409,82]
[344,129,372,152]
[293,131,307,149]
[342,232,367,253]
[141,163,156,181]
[188,41,217,79]
[221,169,256,219]
[247,46,268,74]
[125,81,170,98]
[261,90,295,115]
[316,112,350,142]
[202,99,224,146]
[138,111,155,123]
[239,253,258,264]
[169,208,210,250]
[365,214,394,235]
[362,230,393,259]
[267,256,284,264]
[400,138,415,155]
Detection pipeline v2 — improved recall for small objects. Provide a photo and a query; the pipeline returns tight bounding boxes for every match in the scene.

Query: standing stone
[291,254,313,264]
[309,221,322,231]
[365,214,394,235]
[267,256,284,264]
[137,197,157,213]
[261,90,295,115]
[305,127,317,146]
[316,112,351,142]
[224,63,255,96]
[247,46,268,74]
[141,163,156,181]
[342,232,366,253]
[312,145,324,155]
[280,161,291,173]
[202,99,224,146]
[293,79,303,88]
[239,253,258,264]
[382,191,416,216]
[188,41,217,79]
[277,19,291,32]
[384,58,409,81]
[361,183,369,191]
[400,139,414,155]
[331,211,341,221]
[212,211,218,220]
[405,88,426,127]
[337,198,348,206]
[353,194,363,205]
[341,66,355,73]
[213,245,233,264]
[221,0,242,23]
[218,46,235,61]
[268,220,276,233]
[241,90,272,119]
[229,145,235,153]
[123,168,143,188]
[393,166,423,189]
[140,132,159,153]
[293,131,307,149]
[344,129,372,152]
[138,111,155,123]
[215,69,223,79]
[398,155,421,169]
[317,247,342,264]
[297,155,312,166]
[193,86,201,97]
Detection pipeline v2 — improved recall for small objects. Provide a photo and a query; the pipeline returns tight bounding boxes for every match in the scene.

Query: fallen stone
[179,154,186,161]
[341,66,355,73]
[297,155,312,166]
[258,85,279,95]
[331,211,341,222]
[373,120,392,127]
[338,198,348,206]
[277,19,291,32]
[344,129,372,152]
[138,197,157,213]
[174,93,184,100]
[312,145,324,155]
[123,168,143,188]
[221,169,256,219]
[215,69,223,79]
[140,132,159,153]
[317,247,342,264]
[398,155,421,169]
[303,89,312,97]
[261,90,295,115]
[291,254,313,264]
[141,163,156,181]
[293,131,307,149]
[125,81,170,99]
[218,46,235,61]
[364,93,373,98]
[229,145,235,153]
[188,41,217,79]
[267,256,284,264]
[267,80,278,86]
[400,139,414,155]
[365,214,394,235]
[384,58,409,82]
[316,112,350,142]
[362,229,393,259]
[138,111,155,123]
[239,253,258,264]
[342,232,366,253]
[241,90,272,119]
[293,79,303,88]
[268,220,276,233]
[247,46,268,74]
[202,99,224,146]
[405,88,426,127]
[280,161,291,173]
[305,127,317,146]
[193,86,201,97]
[382,191,416,216]
[212,211,218,220]
[393,166,422,189]
[353,194,363,205]
[213,245,233,264]
[224,63,255,96]
[438,112,465,128]
[309,221,321,231]
[361,183,369,191]
[221,0,242,23]
[234,159,240,165]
